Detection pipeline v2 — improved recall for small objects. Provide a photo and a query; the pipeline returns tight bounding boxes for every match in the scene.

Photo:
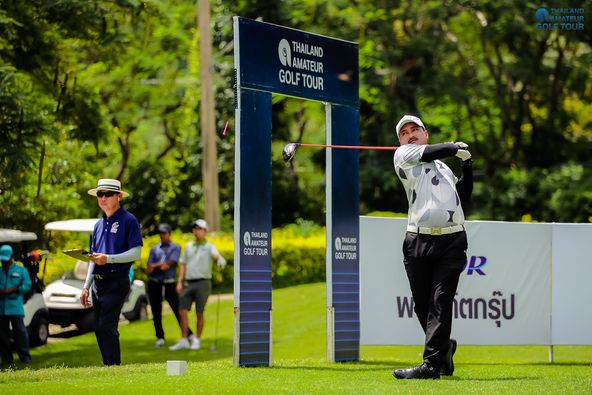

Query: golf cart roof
[0,229,38,242]
[45,219,100,233]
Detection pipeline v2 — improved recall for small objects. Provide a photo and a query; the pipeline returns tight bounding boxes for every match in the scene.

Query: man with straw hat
[81,178,142,365]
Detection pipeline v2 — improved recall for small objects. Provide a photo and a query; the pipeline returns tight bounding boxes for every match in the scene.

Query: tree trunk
[198,0,220,231]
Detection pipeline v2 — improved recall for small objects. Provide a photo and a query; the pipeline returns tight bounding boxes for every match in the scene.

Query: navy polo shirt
[92,207,143,275]
[147,242,180,281]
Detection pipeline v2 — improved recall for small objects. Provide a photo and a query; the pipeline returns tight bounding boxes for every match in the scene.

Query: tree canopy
[1,0,591,242]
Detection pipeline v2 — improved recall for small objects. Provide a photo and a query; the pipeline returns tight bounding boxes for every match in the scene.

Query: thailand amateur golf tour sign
[334,236,358,261]
[278,39,324,91]
[234,16,359,367]
[242,231,269,257]
[236,17,358,106]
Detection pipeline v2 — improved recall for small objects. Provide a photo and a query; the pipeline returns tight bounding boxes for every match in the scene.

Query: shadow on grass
[271,359,403,372]
[272,363,546,382]
[29,336,233,369]
[270,357,592,375]
[461,377,540,382]
[49,328,87,339]
[465,361,592,367]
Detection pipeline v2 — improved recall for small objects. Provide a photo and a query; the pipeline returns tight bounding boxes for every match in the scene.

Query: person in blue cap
[0,244,32,366]
[81,178,143,365]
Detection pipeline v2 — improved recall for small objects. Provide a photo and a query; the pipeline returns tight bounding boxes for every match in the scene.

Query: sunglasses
[96,191,119,198]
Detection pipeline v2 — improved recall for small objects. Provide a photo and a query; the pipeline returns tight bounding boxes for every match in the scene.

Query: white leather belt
[407,224,465,236]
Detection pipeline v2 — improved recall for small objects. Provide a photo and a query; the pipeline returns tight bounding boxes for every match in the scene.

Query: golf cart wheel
[77,311,94,333]
[29,316,49,347]
[124,298,148,322]
[138,300,148,321]
[137,299,148,321]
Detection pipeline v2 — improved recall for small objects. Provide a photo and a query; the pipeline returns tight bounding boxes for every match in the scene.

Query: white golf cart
[0,228,49,347]
[43,219,148,333]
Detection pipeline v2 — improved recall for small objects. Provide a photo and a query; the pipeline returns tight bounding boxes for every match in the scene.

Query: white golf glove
[456,149,472,161]
[453,141,471,161]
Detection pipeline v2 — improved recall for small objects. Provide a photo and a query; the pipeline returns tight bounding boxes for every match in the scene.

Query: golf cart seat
[73,260,89,281]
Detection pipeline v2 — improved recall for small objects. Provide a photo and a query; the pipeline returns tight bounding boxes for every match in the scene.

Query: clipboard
[63,249,92,262]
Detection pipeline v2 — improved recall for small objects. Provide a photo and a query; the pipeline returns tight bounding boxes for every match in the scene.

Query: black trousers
[147,280,191,339]
[0,315,31,365]
[92,274,130,365]
[402,230,467,369]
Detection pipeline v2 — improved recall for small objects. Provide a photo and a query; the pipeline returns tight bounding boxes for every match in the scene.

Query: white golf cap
[192,219,208,231]
[395,115,425,138]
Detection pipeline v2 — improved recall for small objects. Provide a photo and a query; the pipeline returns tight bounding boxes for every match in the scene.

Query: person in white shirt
[169,219,226,350]
[391,115,473,380]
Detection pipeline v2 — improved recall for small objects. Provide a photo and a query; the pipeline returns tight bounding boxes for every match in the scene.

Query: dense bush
[137,221,326,293]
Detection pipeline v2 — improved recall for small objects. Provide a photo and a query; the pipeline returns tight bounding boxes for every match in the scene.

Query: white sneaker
[169,338,190,350]
[190,337,201,350]
[155,338,165,348]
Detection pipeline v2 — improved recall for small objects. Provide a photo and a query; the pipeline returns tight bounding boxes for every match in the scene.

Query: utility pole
[197,0,220,230]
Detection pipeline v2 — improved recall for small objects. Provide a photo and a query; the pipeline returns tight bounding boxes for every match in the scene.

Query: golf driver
[282,142,398,162]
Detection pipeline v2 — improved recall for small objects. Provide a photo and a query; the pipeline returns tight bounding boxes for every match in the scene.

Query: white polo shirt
[180,240,224,280]
[394,144,465,228]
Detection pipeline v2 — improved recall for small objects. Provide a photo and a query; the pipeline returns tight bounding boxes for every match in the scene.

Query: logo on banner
[334,236,357,260]
[277,38,325,91]
[464,255,487,275]
[278,39,292,66]
[243,231,269,256]
[396,291,516,328]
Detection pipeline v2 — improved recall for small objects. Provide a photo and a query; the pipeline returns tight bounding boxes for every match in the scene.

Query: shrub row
[137,228,326,292]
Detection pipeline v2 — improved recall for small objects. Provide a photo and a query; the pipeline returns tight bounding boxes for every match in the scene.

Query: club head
[282,143,298,163]
[209,345,218,352]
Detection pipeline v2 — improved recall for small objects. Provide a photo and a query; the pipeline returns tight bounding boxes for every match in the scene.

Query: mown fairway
[1,283,590,394]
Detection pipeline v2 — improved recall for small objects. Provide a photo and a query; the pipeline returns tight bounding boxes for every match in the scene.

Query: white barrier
[360,217,592,346]
[551,224,592,345]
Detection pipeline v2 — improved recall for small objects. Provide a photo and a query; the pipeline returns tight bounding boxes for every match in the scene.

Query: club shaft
[298,143,397,151]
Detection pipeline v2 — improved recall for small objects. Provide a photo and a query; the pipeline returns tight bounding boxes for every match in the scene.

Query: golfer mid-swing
[392,115,473,379]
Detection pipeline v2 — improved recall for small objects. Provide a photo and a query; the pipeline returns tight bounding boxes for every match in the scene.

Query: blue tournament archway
[233,17,359,367]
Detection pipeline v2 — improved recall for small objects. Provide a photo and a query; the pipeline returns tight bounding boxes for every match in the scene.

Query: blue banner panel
[238,89,273,366]
[330,105,360,362]
[236,17,358,107]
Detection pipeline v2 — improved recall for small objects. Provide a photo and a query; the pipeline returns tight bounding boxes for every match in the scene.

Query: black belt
[185,278,208,282]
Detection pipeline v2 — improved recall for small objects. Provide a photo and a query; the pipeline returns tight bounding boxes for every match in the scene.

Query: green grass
[1,283,591,394]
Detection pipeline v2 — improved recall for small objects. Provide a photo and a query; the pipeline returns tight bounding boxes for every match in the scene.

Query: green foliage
[472,162,592,222]
[1,0,592,238]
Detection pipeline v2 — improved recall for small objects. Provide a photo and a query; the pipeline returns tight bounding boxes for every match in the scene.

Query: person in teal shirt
[0,244,32,366]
